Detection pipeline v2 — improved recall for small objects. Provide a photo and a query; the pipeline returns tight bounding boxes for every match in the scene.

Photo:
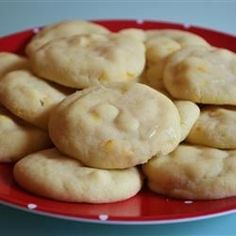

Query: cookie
[143,144,236,200]
[30,33,145,89]
[0,70,72,129]
[187,106,236,149]
[174,101,200,141]
[164,46,236,104]
[13,148,143,203]
[0,105,52,162]
[146,29,209,46]
[0,52,28,79]
[144,30,209,92]
[49,82,181,169]
[26,20,109,55]
[118,28,146,42]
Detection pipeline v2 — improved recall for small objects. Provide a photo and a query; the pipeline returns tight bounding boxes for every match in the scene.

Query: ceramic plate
[0,20,236,224]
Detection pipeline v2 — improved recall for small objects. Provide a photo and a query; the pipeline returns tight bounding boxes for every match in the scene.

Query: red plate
[0,20,236,224]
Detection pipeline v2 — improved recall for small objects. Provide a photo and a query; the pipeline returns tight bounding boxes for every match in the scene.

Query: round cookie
[0,70,72,129]
[0,105,52,162]
[174,101,200,142]
[164,46,236,104]
[26,20,109,55]
[13,148,143,203]
[49,82,181,169]
[187,106,236,149]
[0,52,28,79]
[146,29,209,46]
[144,30,209,92]
[143,144,236,200]
[30,33,145,89]
[118,28,146,42]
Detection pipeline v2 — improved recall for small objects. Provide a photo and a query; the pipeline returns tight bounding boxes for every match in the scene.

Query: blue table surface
[0,1,236,236]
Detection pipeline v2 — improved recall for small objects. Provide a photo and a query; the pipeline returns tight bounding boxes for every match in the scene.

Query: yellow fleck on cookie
[143,144,236,200]
[13,148,143,203]
[144,30,209,92]
[26,20,110,55]
[30,33,145,89]
[187,106,236,149]
[0,105,52,162]
[49,82,181,169]
[0,70,72,129]
[0,52,28,79]
[164,46,236,104]
[174,101,200,141]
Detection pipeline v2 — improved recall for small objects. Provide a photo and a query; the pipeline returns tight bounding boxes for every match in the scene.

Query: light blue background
[0,1,236,235]
[0,1,236,36]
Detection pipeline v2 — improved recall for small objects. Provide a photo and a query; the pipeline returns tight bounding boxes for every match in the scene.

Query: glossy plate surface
[0,20,236,224]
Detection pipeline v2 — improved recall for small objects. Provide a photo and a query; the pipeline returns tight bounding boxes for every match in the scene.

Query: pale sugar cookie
[174,101,200,141]
[49,82,181,169]
[146,29,209,46]
[14,148,143,203]
[26,20,109,55]
[187,106,236,149]
[144,30,209,92]
[0,106,52,162]
[118,28,146,42]
[164,46,236,104]
[0,70,72,129]
[143,144,236,200]
[30,33,145,89]
[0,52,28,78]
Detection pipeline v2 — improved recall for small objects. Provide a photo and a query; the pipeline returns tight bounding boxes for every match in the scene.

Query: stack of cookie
[0,20,235,203]
[142,28,236,200]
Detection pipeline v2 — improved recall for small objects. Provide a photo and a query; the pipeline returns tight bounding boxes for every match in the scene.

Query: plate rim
[1,19,235,38]
[1,199,236,225]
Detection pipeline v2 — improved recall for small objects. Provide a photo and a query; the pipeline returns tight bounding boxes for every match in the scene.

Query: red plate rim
[0,19,236,225]
[1,199,236,225]
[1,163,236,224]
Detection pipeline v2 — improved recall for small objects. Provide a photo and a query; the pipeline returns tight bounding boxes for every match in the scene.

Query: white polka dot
[184,23,191,29]
[33,28,40,34]
[136,19,144,25]
[184,200,193,204]
[27,203,37,210]
[99,214,109,221]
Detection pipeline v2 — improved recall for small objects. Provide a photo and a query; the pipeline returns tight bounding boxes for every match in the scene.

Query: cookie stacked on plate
[142,28,236,200]
[0,20,236,203]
